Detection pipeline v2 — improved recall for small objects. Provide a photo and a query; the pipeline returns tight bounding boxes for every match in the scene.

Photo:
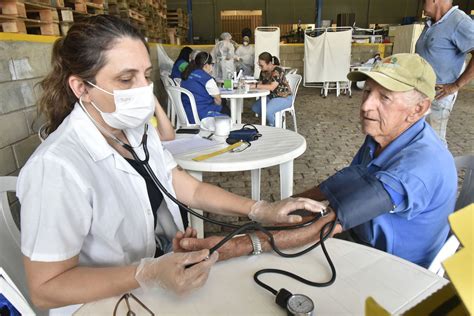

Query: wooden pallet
[0,1,26,18]
[0,15,59,35]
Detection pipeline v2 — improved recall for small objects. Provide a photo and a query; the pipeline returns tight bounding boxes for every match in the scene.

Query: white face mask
[86,81,155,130]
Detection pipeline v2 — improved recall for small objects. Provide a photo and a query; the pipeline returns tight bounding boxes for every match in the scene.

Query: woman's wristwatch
[248,232,262,255]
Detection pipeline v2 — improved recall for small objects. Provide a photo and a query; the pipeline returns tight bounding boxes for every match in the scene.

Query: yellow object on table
[192,141,244,161]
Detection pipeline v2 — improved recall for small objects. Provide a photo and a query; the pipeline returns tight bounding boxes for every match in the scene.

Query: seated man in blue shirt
[174,54,457,268]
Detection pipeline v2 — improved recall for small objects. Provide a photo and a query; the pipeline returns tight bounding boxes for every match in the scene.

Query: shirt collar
[426,5,458,27]
[69,103,147,162]
[368,118,426,168]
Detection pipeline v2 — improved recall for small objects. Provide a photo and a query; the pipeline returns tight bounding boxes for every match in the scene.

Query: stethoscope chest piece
[275,288,314,316]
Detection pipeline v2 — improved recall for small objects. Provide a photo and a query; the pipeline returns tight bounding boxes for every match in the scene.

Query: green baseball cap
[348,53,436,100]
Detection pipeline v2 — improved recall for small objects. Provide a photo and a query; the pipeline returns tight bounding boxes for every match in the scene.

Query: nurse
[181,51,230,123]
[17,15,326,313]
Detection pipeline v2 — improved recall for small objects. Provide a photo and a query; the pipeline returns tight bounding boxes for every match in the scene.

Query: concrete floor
[202,87,474,234]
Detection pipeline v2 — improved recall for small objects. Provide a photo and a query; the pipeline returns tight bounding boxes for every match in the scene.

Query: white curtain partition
[304,29,352,84]
[254,26,280,78]
[156,44,175,76]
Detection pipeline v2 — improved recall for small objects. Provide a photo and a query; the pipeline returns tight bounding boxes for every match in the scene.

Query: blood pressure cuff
[319,165,394,230]
[226,124,262,144]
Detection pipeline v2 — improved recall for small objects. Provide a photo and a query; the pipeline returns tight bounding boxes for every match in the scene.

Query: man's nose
[361,93,377,112]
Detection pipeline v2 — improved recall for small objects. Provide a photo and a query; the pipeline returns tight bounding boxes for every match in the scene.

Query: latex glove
[135,249,219,295]
[248,198,328,224]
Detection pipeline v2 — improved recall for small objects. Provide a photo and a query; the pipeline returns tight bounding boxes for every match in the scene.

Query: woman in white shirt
[17,15,326,313]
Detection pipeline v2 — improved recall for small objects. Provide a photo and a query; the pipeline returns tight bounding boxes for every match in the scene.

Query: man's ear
[68,75,90,102]
[407,98,431,123]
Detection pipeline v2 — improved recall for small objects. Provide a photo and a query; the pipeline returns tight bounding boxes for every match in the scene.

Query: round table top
[75,238,447,315]
[173,125,306,173]
[220,89,270,99]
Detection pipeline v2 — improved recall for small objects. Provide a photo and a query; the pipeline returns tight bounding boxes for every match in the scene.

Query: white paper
[162,135,219,156]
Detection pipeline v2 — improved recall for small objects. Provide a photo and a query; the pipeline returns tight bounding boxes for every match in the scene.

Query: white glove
[135,250,219,295]
[248,198,327,224]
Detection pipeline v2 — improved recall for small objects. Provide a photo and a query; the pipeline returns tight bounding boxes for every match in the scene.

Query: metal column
[187,0,193,44]
[316,0,322,28]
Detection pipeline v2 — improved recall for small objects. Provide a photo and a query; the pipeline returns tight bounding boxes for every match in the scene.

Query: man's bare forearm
[293,185,327,201]
[455,54,474,89]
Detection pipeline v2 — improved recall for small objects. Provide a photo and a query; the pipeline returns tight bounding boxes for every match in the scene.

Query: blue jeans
[426,93,456,145]
[252,95,293,126]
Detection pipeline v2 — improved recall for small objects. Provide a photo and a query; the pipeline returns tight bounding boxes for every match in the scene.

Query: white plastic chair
[453,155,474,211]
[173,77,182,86]
[38,123,48,142]
[166,86,201,128]
[0,177,35,311]
[275,73,302,132]
[161,74,178,124]
[427,155,474,277]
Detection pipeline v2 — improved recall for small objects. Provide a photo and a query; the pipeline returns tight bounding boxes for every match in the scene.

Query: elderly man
[415,0,474,144]
[175,54,457,268]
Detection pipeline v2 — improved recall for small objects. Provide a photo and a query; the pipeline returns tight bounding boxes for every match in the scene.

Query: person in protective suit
[235,36,255,77]
[211,32,236,80]
[175,54,458,268]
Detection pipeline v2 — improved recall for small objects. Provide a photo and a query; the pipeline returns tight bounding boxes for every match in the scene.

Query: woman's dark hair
[38,15,148,135]
[258,52,280,66]
[181,52,213,80]
[176,46,193,62]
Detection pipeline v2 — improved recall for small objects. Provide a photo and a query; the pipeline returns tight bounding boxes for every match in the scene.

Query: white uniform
[235,44,255,76]
[18,104,185,264]
[212,39,236,80]
[17,104,184,314]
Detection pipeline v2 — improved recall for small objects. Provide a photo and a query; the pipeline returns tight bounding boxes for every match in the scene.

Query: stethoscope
[80,100,337,315]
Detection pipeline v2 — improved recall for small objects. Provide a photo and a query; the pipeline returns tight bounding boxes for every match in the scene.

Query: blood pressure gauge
[275,288,314,316]
[286,293,314,316]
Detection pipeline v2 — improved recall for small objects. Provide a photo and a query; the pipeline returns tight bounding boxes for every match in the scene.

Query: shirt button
[146,209,152,215]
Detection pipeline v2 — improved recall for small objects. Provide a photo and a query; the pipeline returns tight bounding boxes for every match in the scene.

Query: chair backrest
[428,234,460,277]
[286,73,302,106]
[454,155,474,211]
[161,75,177,88]
[173,77,182,86]
[38,123,48,142]
[428,155,474,277]
[0,177,30,304]
[287,68,298,75]
[166,86,201,128]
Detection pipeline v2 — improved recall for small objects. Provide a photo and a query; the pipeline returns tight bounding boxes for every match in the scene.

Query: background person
[178,54,457,269]
[235,35,254,76]
[211,32,236,80]
[17,15,327,313]
[181,52,230,123]
[251,52,293,126]
[415,0,474,144]
[170,46,193,80]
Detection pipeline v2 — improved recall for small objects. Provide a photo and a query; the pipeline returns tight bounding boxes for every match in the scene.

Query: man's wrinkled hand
[435,83,459,100]
[173,227,198,253]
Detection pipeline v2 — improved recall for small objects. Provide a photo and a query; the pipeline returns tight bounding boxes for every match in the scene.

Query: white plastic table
[75,238,448,315]
[173,125,306,237]
[220,89,270,126]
